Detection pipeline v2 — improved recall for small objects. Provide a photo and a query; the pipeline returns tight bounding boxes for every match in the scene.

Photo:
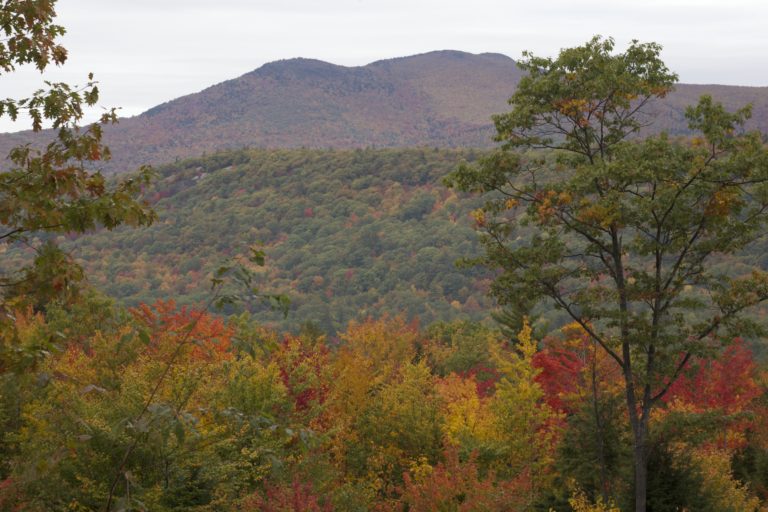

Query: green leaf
[174,420,185,445]
[249,246,266,266]
[115,331,134,354]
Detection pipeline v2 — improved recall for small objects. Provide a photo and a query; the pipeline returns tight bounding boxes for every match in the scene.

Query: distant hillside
[1,50,766,173]
[5,148,495,334]
[5,146,766,335]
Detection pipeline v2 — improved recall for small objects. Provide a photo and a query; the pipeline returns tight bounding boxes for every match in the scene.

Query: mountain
[1,50,766,173]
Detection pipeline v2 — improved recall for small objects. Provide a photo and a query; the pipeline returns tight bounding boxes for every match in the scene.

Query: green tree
[0,0,155,312]
[446,36,768,511]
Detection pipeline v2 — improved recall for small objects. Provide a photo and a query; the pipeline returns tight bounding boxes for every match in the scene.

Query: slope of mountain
[2,50,765,173]
[4,148,495,334]
[6,145,766,335]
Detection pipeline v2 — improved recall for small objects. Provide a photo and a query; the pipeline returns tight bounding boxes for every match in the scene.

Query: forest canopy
[2,4,768,511]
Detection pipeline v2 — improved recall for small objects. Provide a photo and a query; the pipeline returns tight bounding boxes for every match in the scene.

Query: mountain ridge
[1,50,766,173]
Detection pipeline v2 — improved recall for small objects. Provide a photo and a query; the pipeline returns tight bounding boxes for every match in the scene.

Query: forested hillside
[8,145,767,338]
[6,148,496,334]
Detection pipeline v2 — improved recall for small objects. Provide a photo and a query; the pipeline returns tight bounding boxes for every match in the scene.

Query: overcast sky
[2,0,767,133]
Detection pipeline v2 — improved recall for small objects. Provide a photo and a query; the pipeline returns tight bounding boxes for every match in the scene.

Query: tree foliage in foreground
[446,36,768,511]
[2,301,767,511]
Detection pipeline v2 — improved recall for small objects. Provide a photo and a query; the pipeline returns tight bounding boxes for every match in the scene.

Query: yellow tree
[489,320,561,507]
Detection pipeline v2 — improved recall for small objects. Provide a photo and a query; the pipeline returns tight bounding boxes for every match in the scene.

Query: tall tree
[0,0,155,313]
[446,36,768,511]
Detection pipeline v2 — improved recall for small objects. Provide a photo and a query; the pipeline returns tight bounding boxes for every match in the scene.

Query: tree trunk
[622,354,649,512]
[611,227,650,510]
[633,423,648,512]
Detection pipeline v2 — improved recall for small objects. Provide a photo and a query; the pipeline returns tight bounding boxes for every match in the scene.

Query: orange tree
[446,36,768,511]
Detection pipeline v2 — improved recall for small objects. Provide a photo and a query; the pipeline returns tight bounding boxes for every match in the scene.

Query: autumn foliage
[4,13,768,511]
[664,340,761,414]
[130,299,234,360]
[242,480,333,512]
[2,295,768,511]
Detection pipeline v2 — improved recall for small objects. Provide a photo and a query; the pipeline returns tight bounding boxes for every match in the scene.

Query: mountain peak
[367,49,515,68]
[252,57,348,80]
